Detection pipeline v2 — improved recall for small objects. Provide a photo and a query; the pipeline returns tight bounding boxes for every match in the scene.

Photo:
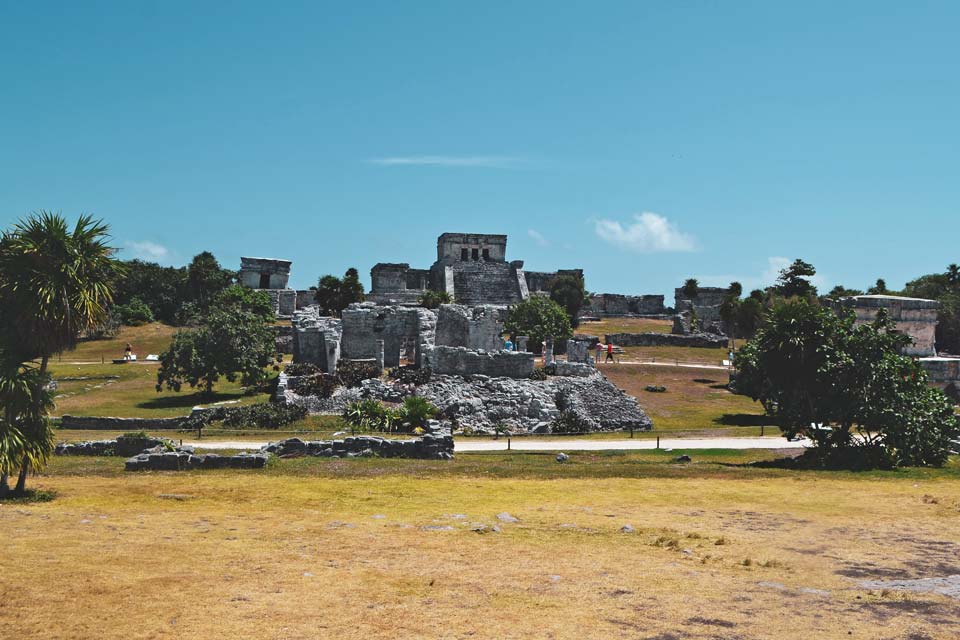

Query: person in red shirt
[605,342,615,363]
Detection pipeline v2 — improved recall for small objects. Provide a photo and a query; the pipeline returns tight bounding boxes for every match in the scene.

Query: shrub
[182,402,307,431]
[343,399,391,433]
[398,396,439,429]
[504,296,573,354]
[337,359,381,388]
[551,410,591,434]
[114,297,155,326]
[290,373,339,398]
[528,367,548,381]
[418,290,452,309]
[284,362,321,377]
[387,365,432,385]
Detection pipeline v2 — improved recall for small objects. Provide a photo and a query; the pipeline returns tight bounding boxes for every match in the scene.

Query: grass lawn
[3,452,959,639]
[62,322,178,362]
[578,316,673,335]
[603,362,769,434]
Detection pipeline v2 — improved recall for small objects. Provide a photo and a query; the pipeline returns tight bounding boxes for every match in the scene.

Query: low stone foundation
[55,436,173,457]
[125,451,270,471]
[605,332,728,349]
[262,433,454,460]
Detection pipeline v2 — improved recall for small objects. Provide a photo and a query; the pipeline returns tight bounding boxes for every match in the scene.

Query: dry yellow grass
[3,455,959,639]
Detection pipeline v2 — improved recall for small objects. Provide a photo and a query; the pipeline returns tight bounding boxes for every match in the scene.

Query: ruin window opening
[482,248,490,260]
[471,248,479,261]
[258,273,271,289]
[461,248,468,261]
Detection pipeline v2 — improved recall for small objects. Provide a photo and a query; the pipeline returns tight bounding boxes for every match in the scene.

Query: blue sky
[1,1,958,296]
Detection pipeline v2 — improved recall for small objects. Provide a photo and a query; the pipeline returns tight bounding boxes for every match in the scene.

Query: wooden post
[656,436,660,449]
[507,437,511,451]
[630,427,634,439]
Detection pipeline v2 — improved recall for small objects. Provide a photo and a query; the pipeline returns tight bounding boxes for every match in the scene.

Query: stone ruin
[834,295,938,357]
[581,293,666,318]
[673,285,729,335]
[239,256,315,319]
[368,232,583,306]
[283,299,652,434]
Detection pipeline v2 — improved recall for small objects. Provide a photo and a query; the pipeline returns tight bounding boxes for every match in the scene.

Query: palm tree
[0,212,122,493]
[0,355,54,496]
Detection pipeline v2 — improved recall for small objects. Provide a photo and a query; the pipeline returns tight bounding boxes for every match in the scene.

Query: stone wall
[605,332,728,349]
[239,257,291,289]
[449,261,524,305]
[437,233,508,263]
[55,435,173,457]
[340,303,437,368]
[126,451,270,471]
[291,307,342,373]
[421,345,535,378]
[673,286,728,334]
[566,338,594,363]
[435,304,508,351]
[835,295,939,357]
[584,294,666,316]
[920,357,960,394]
[524,269,585,295]
[262,432,454,460]
[295,290,315,310]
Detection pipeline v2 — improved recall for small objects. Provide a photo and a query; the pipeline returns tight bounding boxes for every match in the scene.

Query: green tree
[340,268,365,310]
[0,212,122,493]
[826,285,864,299]
[774,259,818,298]
[418,290,452,309]
[114,297,154,326]
[504,297,572,354]
[113,259,187,324]
[548,274,587,326]
[156,307,277,396]
[314,268,365,316]
[735,299,958,467]
[727,281,743,298]
[681,278,699,299]
[214,285,274,321]
[186,251,234,310]
[867,278,889,295]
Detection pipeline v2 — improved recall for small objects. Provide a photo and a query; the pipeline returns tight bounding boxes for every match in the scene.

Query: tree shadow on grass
[137,391,246,411]
[713,413,775,427]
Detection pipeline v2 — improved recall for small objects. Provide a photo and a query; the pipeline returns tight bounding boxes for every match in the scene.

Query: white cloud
[125,240,169,261]
[527,229,549,247]
[369,155,526,169]
[698,256,830,292]
[593,212,697,253]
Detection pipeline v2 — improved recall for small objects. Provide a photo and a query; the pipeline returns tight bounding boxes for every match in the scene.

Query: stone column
[375,340,385,371]
[516,336,529,352]
[544,337,555,365]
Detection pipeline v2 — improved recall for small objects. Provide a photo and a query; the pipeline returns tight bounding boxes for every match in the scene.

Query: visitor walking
[504,338,514,351]
[594,341,603,363]
[124,343,133,360]
[605,341,615,363]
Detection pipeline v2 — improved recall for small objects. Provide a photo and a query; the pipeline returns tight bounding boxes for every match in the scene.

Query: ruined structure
[368,233,582,306]
[835,295,939,357]
[673,286,728,334]
[239,256,314,318]
[582,294,666,317]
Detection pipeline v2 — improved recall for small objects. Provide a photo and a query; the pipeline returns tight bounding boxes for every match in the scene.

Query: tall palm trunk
[0,472,9,496]
[14,354,49,494]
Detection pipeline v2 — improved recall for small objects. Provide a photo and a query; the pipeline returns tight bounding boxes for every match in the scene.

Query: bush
[343,399,396,433]
[114,297,154,326]
[528,367,548,381]
[505,296,573,354]
[284,362,321,377]
[398,396,439,429]
[337,359,381,388]
[551,411,591,434]
[418,290,452,309]
[387,365,432,385]
[182,402,307,431]
[289,373,339,398]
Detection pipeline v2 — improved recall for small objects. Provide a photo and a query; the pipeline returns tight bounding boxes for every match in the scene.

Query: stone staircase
[452,262,523,305]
